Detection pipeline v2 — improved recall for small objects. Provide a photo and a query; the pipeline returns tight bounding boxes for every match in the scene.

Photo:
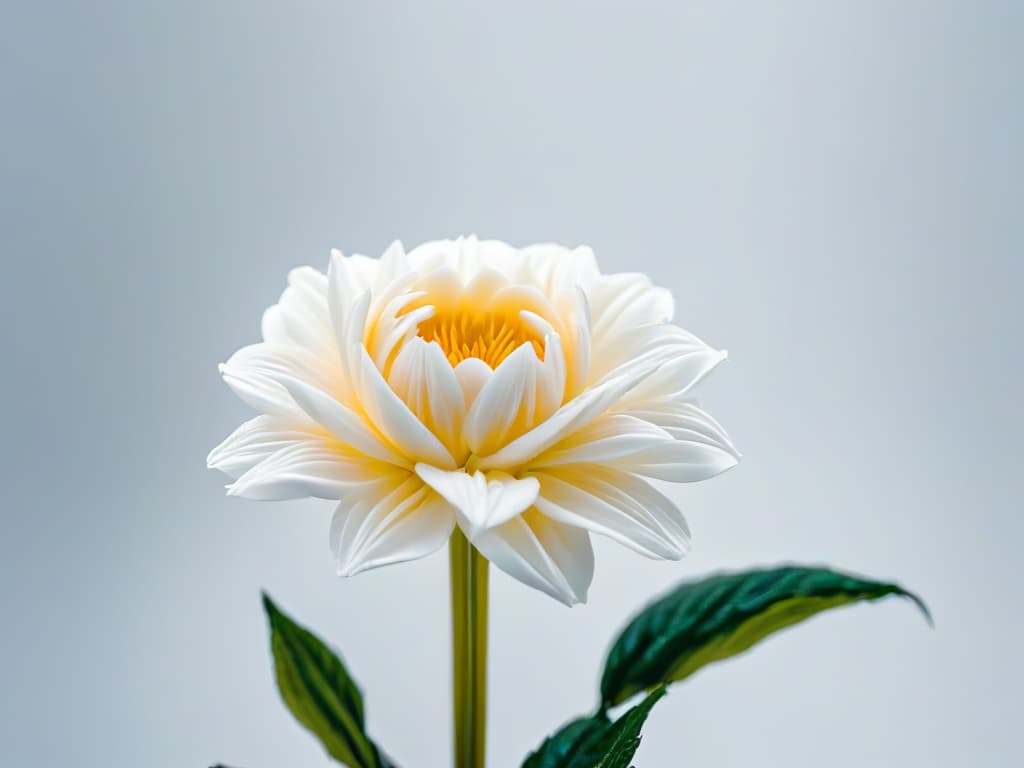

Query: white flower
[208,238,739,605]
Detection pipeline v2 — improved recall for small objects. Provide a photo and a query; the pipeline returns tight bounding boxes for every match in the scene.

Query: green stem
[450,528,489,768]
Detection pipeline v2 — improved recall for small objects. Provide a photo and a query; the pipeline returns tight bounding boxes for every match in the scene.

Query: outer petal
[471,508,594,606]
[532,414,675,466]
[207,415,328,479]
[534,413,739,483]
[219,343,335,418]
[618,347,728,409]
[588,272,674,341]
[624,398,739,453]
[261,267,335,362]
[327,259,372,402]
[522,243,599,299]
[589,323,725,389]
[227,441,388,501]
[415,464,539,537]
[330,473,456,576]
[529,465,690,559]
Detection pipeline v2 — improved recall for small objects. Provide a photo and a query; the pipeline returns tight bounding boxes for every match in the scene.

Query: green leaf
[522,716,610,768]
[590,686,666,768]
[521,687,666,768]
[263,593,390,768]
[600,565,931,707]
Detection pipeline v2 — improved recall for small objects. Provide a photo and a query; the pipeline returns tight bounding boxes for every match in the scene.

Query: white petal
[535,411,739,483]
[524,243,599,297]
[532,414,675,466]
[476,353,662,471]
[220,343,332,418]
[463,343,541,456]
[588,273,674,341]
[564,287,592,399]
[331,474,456,576]
[388,338,467,460]
[471,509,593,606]
[608,399,741,481]
[327,259,371,397]
[415,464,539,536]
[466,266,510,301]
[618,346,727,408]
[589,323,711,384]
[260,305,288,343]
[327,249,374,308]
[369,300,433,373]
[590,323,727,408]
[612,442,738,482]
[273,373,409,467]
[371,240,411,296]
[207,415,326,479]
[519,314,567,421]
[259,266,337,364]
[453,357,493,409]
[227,441,385,501]
[282,267,329,330]
[356,348,457,469]
[625,398,739,453]
[530,465,690,559]
[329,248,377,297]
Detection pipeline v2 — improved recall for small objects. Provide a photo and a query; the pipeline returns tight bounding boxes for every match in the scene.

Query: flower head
[208,238,738,604]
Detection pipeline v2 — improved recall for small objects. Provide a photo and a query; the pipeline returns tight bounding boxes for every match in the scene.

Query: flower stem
[449,528,489,768]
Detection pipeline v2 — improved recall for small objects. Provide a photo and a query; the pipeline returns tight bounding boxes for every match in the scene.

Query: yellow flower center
[416,307,545,368]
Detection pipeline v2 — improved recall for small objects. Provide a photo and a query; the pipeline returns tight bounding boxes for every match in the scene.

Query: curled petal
[471,509,594,606]
[415,464,539,537]
[530,465,690,560]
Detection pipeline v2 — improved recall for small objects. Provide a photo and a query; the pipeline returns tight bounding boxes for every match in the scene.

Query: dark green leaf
[590,686,666,768]
[263,593,389,767]
[522,716,610,768]
[601,565,931,707]
[521,688,666,768]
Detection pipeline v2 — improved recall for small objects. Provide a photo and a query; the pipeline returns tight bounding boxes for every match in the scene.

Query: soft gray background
[2,2,1020,766]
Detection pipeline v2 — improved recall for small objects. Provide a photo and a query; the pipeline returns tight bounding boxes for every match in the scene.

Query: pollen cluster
[416,308,545,368]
